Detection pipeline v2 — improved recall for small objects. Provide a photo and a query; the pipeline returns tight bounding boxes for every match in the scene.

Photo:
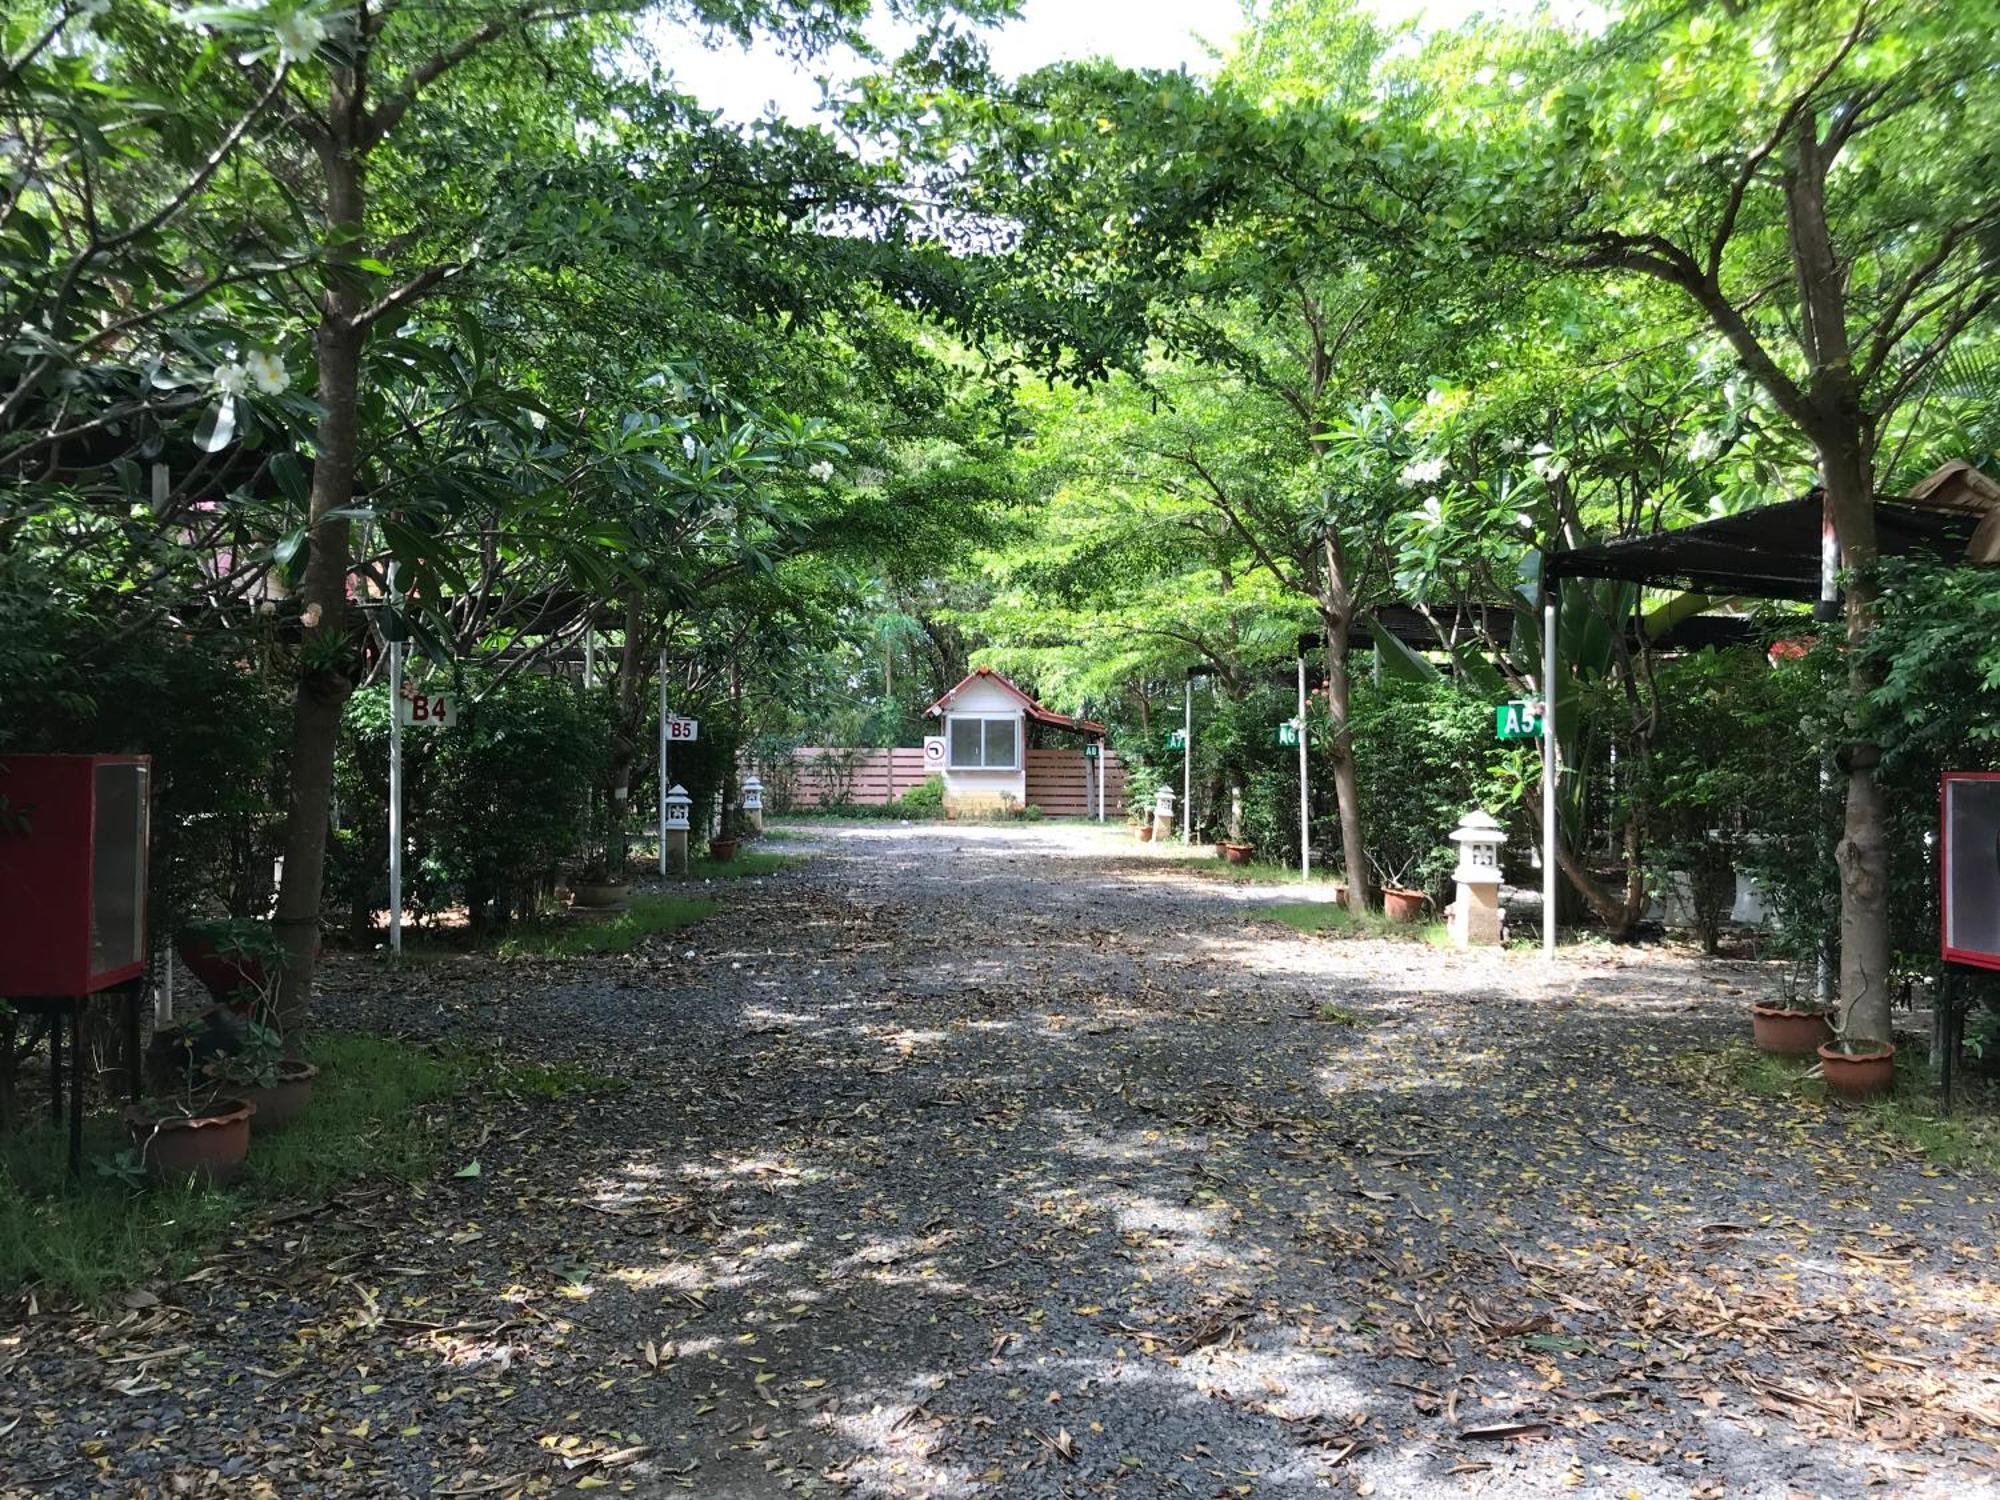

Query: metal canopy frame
[1536,482,1992,955]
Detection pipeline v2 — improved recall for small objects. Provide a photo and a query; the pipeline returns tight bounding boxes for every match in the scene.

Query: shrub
[331,670,609,934]
[898,774,945,811]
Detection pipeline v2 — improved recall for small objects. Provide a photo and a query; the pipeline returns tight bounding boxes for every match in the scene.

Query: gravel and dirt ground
[8,821,1999,1498]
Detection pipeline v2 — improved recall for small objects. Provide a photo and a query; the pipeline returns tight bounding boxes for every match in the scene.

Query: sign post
[387,561,401,957]
[668,648,676,880]
[1542,592,1559,955]
[1296,642,1311,882]
[1181,676,1193,845]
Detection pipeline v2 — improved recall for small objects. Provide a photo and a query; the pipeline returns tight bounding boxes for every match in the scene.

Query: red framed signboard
[1942,772,2000,972]
[0,754,151,995]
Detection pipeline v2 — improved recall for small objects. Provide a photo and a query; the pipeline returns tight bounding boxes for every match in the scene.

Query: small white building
[924,667,1105,816]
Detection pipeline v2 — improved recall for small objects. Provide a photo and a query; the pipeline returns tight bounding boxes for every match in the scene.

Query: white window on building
[948,714,1018,769]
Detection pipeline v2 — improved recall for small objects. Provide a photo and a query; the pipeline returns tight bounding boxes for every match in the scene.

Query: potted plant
[709,834,740,862]
[127,1016,255,1184]
[570,809,630,911]
[1751,957,1835,1056]
[206,1018,318,1131]
[1818,1030,1897,1103]
[1370,853,1428,924]
[1222,841,1255,865]
[177,917,291,1013]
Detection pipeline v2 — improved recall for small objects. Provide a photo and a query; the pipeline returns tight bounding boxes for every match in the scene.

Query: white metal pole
[1096,742,1106,824]
[583,628,595,690]
[1542,588,1558,955]
[1297,652,1311,881]
[1182,677,1193,846]
[387,559,403,957]
[657,648,669,876]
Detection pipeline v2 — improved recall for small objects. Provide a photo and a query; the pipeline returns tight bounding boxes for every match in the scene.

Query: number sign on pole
[666,716,699,742]
[1495,699,1544,741]
[396,688,455,727]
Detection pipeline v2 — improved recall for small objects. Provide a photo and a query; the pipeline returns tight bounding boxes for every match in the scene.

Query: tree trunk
[1820,433,1893,1044]
[270,141,365,1048]
[1321,611,1373,910]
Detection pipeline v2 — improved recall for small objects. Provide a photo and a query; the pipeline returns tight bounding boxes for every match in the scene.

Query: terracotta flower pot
[571,879,629,913]
[126,1097,255,1185]
[1137,825,1154,843]
[177,936,268,1012]
[1819,1041,1896,1103]
[1382,887,1428,924]
[1751,1004,1834,1057]
[1331,882,1350,910]
[239,1060,319,1131]
[1223,842,1255,865]
[178,931,315,1012]
[709,837,740,863]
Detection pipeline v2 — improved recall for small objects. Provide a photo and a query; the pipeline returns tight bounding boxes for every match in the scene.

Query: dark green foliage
[330,671,610,936]
[0,558,290,934]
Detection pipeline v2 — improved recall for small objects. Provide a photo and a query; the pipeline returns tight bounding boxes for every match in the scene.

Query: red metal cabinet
[0,754,151,995]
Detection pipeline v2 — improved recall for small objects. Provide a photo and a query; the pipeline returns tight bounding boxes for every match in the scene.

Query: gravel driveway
[8,821,1999,1498]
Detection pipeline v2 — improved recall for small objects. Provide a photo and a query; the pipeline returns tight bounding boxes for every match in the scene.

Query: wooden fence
[763,746,1128,817]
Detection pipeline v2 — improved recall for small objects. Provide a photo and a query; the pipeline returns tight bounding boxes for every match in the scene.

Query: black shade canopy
[1545,493,1985,600]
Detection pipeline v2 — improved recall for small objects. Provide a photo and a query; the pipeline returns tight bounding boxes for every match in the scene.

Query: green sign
[1495,700,1545,741]
[1167,729,1187,751]
[1082,743,1100,760]
[1274,721,1300,748]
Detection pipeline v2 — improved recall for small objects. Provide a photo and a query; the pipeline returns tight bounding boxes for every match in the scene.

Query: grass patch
[1714,1043,2000,1174]
[1315,1002,1362,1026]
[1252,902,1443,942]
[685,851,794,880]
[0,1034,616,1304]
[495,892,717,959]
[1257,901,1357,934]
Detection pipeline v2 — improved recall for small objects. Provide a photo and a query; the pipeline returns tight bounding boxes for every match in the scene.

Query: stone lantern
[1152,786,1176,843]
[1448,808,1506,947]
[663,784,691,875]
[741,775,764,836]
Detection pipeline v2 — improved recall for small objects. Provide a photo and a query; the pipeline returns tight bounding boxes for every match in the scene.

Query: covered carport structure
[1535,471,1998,955]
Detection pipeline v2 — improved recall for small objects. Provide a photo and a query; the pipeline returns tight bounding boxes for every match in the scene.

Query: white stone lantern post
[1152,786,1177,844]
[1448,809,1506,946]
[663,783,692,876]
[742,775,764,837]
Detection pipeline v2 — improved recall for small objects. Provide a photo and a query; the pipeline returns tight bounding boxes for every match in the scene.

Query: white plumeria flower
[1687,430,1721,463]
[1531,452,1568,483]
[246,349,288,395]
[272,9,325,63]
[1420,495,1444,528]
[213,361,249,396]
[1397,455,1446,488]
[1499,435,1526,455]
[527,410,547,432]
[808,459,835,482]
